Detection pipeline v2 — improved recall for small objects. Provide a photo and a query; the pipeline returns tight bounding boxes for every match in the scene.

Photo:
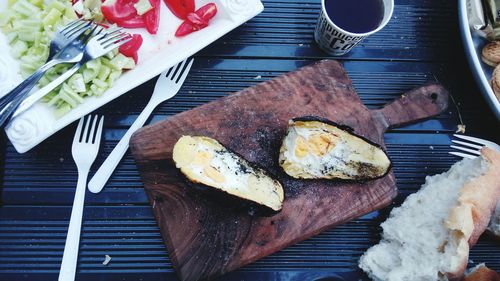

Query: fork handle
[58,168,88,281]
[0,60,61,127]
[12,63,82,119]
[88,102,158,193]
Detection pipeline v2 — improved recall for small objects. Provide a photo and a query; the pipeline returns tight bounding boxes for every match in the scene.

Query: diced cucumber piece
[134,0,153,16]
[13,0,40,17]
[47,1,67,12]
[82,59,102,83]
[92,78,108,89]
[124,58,136,69]
[90,84,106,96]
[43,9,62,27]
[97,65,111,81]
[68,74,86,93]
[29,0,44,8]
[55,104,72,119]
[107,70,122,84]
[109,53,134,70]
[10,40,28,58]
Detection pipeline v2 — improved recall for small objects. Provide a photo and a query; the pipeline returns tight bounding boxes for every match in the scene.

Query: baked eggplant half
[173,136,284,212]
[279,117,391,180]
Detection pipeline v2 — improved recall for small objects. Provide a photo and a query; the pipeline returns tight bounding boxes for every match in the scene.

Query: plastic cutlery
[87,58,194,193]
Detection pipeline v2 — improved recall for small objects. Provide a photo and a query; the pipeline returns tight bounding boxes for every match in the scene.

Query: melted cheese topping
[173,136,284,211]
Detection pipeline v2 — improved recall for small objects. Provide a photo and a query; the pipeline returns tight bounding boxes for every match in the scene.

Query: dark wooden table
[1,0,499,280]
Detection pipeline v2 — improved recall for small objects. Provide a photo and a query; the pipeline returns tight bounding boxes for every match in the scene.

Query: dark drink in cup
[314,0,394,56]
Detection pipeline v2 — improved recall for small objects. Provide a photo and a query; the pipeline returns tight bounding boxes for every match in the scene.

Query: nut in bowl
[481,41,500,101]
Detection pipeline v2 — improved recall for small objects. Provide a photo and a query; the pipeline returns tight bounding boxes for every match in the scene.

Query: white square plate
[0,0,263,153]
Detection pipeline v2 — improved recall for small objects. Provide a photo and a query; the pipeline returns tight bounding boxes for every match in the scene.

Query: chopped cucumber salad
[0,0,135,117]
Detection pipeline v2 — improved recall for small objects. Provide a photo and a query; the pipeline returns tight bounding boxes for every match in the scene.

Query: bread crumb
[456,124,466,134]
[103,255,112,266]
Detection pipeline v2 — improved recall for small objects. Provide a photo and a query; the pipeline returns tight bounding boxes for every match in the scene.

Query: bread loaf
[464,264,500,281]
[487,201,500,239]
[359,148,500,281]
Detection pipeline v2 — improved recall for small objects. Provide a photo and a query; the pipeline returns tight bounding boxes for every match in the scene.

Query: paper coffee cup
[314,0,394,56]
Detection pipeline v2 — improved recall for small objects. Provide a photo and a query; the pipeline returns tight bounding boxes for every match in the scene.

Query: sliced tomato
[186,13,207,28]
[116,15,147,28]
[195,3,217,21]
[119,34,143,63]
[175,3,217,37]
[101,0,138,23]
[175,21,195,37]
[143,0,161,34]
[163,0,194,19]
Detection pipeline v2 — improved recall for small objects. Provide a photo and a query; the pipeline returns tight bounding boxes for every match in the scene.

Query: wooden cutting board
[129,60,449,281]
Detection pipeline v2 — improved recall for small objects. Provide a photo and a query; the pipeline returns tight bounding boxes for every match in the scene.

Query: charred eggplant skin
[290,116,388,152]
[279,116,392,181]
[183,179,281,217]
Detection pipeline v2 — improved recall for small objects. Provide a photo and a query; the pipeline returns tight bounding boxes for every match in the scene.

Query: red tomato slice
[101,0,138,23]
[144,0,160,34]
[175,21,195,37]
[186,12,207,28]
[163,0,194,19]
[116,16,147,28]
[174,3,217,37]
[195,3,217,21]
[119,34,143,63]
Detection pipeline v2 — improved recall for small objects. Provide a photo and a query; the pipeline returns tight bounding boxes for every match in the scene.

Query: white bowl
[0,0,264,153]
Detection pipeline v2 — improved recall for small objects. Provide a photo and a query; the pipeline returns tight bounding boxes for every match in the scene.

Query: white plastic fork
[87,58,194,193]
[59,115,104,281]
[449,134,500,159]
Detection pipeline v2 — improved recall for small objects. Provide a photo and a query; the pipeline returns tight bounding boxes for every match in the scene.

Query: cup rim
[320,0,395,37]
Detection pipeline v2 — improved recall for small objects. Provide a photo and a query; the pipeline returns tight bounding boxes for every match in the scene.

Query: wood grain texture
[129,60,449,281]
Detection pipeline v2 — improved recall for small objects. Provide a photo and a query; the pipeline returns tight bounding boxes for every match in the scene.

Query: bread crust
[464,264,500,281]
[445,148,500,280]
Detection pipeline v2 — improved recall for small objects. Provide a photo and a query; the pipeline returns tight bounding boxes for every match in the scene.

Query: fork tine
[453,134,489,146]
[87,115,99,144]
[81,115,92,143]
[451,140,483,150]
[98,28,125,40]
[101,32,130,45]
[449,151,477,159]
[175,58,193,83]
[72,117,85,144]
[81,23,100,43]
[165,65,175,78]
[64,21,93,42]
[61,19,90,37]
[60,19,85,33]
[168,60,186,81]
[450,145,481,156]
[102,36,132,51]
[93,116,104,146]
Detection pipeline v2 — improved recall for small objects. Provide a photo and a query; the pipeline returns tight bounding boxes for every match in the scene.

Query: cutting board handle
[372,83,449,132]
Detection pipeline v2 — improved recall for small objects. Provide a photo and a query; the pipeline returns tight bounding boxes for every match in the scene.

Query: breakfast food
[279,116,391,180]
[359,148,500,281]
[172,136,284,212]
[482,41,500,67]
[464,264,500,281]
